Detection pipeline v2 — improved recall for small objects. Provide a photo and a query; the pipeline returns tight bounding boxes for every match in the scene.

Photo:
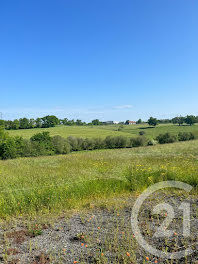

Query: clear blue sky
[0,0,198,121]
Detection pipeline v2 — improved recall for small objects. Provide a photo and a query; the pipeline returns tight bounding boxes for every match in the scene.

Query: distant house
[128,121,136,125]
[113,121,119,124]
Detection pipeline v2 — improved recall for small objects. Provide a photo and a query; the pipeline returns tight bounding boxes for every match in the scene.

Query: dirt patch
[6,230,28,244]
[7,248,20,255]
[31,253,50,264]
[8,259,20,264]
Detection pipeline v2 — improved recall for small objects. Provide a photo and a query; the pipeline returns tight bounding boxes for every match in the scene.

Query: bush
[139,131,145,136]
[104,136,116,149]
[63,141,72,154]
[130,136,147,147]
[114,136,129,148]
[52,135,66,154]
[21,139,35,157]
[82,138,95,150]
[67,136,79,151]
[76,138,84,151]
[0,128,9,143]
[30,132,54,155]
[178,132,196,141]
[0,138,17,159]
[104,136,129,149]
[15,136,26,157]
[156,133,177,144]
[93,138,105,149]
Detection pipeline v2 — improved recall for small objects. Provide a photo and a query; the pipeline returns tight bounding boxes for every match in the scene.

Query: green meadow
[8,123,198,140]
[0,138,198,218]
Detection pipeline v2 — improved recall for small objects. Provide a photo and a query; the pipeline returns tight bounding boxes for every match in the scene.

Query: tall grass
[0,139,198,218]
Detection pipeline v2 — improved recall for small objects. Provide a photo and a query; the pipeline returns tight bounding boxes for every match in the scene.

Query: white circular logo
[131,181,195,259]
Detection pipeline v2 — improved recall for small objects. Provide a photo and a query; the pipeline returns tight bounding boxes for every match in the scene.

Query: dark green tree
[148,117,158,127]
[41,115,59,128]
[11,119,20,130]
[185,115,196,126]
[136,119,142,124]
[91,119,101,125]
[35,118,42,128]
[172,116,185,126]
[19,118,30,129]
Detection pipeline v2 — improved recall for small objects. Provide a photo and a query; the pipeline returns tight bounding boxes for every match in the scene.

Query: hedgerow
[0,127,197,160]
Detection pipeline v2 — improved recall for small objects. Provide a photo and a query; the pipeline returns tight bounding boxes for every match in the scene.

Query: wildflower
[101,253,104,256]
[85,244,88,248]
[174,232,177,236]
[74,261,78,264]
[126,252,130,257]
[97,227,101,230]
[81,243,84,246]
[146,256,149,261]
[154,260,158,263]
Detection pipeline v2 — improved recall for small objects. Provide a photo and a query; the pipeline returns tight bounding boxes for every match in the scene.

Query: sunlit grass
[0,139,198,218]
[8,123,198,140]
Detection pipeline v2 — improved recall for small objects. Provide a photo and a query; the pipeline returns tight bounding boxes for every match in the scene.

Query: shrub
[77,138,84,151]
[104,136,116,149]
[21,139,35,157]
[178,132,196,141]
[114,136,129,148]
[139,131,145,136]
[130,136,147,147]
[63,141,72,154]
[156,133,177,144]
[104,136,129,149]
[67,136,79,151]
[30,132,54,155]
[15,136,26,157]
[82,138,95,150]
[0,138,17,159]
[52,135,66,154]
[93,138,105,149]
[0,128,9,143]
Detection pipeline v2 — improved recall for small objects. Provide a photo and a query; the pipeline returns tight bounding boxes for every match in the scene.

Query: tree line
[0,116,107,130]
[0,127,196,160]
[147,115,198,127]
[0,115,197,131]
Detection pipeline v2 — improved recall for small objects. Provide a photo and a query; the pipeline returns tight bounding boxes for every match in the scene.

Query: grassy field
[7,123,198,140]
[0,139,198,218]
[1,133,198,263]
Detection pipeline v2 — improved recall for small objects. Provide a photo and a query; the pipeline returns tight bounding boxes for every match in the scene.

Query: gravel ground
[0,192,197,264]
